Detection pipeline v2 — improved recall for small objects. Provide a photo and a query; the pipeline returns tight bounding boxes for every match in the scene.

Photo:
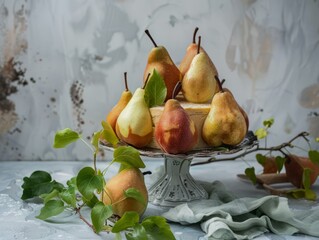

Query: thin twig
[75,207,95,232]
[191,132,310,166]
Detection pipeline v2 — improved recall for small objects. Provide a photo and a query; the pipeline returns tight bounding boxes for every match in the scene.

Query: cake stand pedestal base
[148,155,208,207]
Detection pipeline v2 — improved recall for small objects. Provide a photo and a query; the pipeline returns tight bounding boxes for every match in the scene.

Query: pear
[143,29,182,101]
[102,168,148,217]
[202,77,247,147]
[182,36,218,103]
[116,80,153,148]
[219,78,249,131]
[284,155,319,188]
[106,72,132,132]
[155,99,198,154]
[179,27,205,78]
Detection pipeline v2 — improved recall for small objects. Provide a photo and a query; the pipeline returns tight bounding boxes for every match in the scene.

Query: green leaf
[60,186,77,208]
[76,167,104,201]
[245,167,257,185]
[126,224,148,240]
[302,168,312,190]
[101,120,119,147]
[263,118,274,128]
[308,150,319,165]
[124,188,146,206]
[91,130,101,152]
[67,177,77,188]
[254,128,268,140]
[316,137,319,142]
[275,156,286,173]
[21,171,64,200]
[287,189,306,199]
[113,146,145,169]
[305,189,317,201]
[112,211,140,233]
[141,216,176,240]
[53,128,80,148]
[40,189,60,204]
[256,154,266,166]
[144,69,167,108]
[84,195,100,208]
[91,202,113,233]
[36,199,65,220]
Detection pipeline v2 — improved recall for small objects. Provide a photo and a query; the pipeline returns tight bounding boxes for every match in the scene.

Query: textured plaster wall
[0,0,319,161]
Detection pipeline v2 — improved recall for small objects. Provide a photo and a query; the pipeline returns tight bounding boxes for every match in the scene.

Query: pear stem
[124,72,129,91]
[215,75,224,92]
[145,29,158,47]
[193,27,199,44]
[197,36,201,54]
[142,73,151,89]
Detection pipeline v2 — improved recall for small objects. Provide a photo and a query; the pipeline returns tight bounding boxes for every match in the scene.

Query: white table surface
[0,158,318,240]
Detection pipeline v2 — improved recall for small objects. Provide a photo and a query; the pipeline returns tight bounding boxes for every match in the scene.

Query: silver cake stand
[101,131,258,207]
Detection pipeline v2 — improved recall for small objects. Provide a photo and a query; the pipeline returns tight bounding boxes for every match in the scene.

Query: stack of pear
[106,72,132,132]
[143,29,182,101]
[116,79,153,148]
[155,99,198,154]
[181,36,218,103]
[202,76,247,147]
[102,168,148,217]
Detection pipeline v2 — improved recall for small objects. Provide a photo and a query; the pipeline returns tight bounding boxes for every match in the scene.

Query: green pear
[182,36,218,103]
[102,168,148,217]
[106,72,132,132]
[155,99,198,154]
[202,77,247,147]
[144,29,182,100]
[116,84,153,148]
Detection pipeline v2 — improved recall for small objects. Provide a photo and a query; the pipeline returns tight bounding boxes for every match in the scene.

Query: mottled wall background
[0,0,318,161]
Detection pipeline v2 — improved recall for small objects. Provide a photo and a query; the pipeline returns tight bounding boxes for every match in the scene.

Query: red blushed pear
[115,75,153,148]
[106,72,132,132]
[155,99,198,154]
[284,155,319,188]
[143,29,182,101]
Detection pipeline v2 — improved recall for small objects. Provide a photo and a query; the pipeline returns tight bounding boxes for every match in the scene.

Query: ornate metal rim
[100,131,258,160]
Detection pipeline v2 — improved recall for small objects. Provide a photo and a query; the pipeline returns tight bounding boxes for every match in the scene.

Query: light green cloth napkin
[162,181,319,240]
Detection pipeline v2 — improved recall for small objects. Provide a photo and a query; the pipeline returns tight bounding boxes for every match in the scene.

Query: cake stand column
[148,155,208,207]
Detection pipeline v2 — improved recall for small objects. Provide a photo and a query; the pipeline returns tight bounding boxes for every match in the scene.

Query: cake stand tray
[101,131,258,207]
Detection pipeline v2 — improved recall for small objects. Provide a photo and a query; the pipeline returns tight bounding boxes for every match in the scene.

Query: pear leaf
[125,224,148,240]
[21,171,64,200]
[263,118,274,128]
[124,188,146,206]
[141,216,176,240]
[53,128,80,148]
[91,130,101,152]
[76,167,104,201]
[304,189,317,201]
[36,199,65,220]
[308,150,319,165]
[316,137,319,142]
[112,211,140,233]
[275,156,286,173]
[254,128,268,140]
[60,186,77,208]
[302,168,312,190]
[91,202,113,233]
[245,167,257,185]
[113,146,145,169]
[101,120,119,147]
[256,154,267,166]
[144,69,167,108]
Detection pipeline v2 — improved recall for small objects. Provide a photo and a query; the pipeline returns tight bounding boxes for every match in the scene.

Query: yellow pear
[202,77,247,147]
[102,168,148,217]
[179,27,206,78]
[115,82,153,148]
[106,72,132,132]
[143,29,182,101]
[155,99,198,154]
[182,36,218,103]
